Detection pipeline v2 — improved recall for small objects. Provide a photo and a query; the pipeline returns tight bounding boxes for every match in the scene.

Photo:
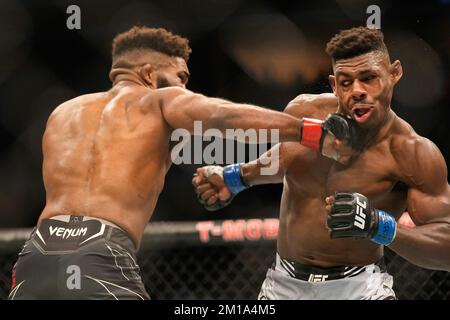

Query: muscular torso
[278,94,412,267]
[40,84,172,248]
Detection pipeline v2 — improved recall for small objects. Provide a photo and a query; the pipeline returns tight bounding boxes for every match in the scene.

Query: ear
[140,64,156,88]
[390,60,403,85]
[329,75,337,95]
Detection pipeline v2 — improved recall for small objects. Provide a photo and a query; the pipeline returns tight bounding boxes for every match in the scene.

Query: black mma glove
[327,192,397,245]
[301,113,364,153]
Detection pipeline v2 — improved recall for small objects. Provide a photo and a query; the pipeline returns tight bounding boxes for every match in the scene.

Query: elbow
[430,259,450,273]
[430,254,450,272]
[440,223,450,271]
[412,254,450,272]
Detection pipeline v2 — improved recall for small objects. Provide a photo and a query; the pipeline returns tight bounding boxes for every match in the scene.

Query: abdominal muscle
[277,193,383,267]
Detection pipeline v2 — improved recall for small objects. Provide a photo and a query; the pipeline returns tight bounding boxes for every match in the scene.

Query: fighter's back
[40,85,171,246]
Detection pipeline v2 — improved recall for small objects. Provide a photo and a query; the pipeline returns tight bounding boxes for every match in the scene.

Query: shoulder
[46,96,82,126]
[390,119,447,190]
[284,93,338,119]
[145,87,196,101]
[390,116,442,166]
[142,87,200,109]
[48,92,103,119]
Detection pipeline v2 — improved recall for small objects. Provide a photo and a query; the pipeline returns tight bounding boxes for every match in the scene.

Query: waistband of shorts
[273,253,386,282]
[35,215,137,252]
[44,215,124,231]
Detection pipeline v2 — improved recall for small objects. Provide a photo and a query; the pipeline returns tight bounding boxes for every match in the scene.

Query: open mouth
[352,106,374,123]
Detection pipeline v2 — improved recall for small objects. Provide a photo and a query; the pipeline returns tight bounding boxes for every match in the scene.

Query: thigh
[9,239,58,300]
[68,240,150,300]
[363,272,396,300]
[258,267,313,300]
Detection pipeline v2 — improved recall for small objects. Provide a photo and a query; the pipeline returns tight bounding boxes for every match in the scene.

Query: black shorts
[8,215,150,300]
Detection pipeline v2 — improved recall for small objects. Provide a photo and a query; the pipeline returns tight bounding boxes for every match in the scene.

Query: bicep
[283,93,338,119]
[160,88,222,133]
[407,186,450,225]
[402,139,450,225]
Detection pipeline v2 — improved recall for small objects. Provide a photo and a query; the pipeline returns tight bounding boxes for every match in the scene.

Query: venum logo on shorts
[49,226,88,239]
[354,197,367,230]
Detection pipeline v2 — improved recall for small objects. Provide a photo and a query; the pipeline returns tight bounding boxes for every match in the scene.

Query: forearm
[162,90,301,143]
[209,102,302,143]
[240,145,285,186]
[388,222,450,271]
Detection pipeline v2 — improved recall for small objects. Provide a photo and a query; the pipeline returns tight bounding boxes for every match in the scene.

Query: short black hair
[112,26,191,62]
[326,27,388,62]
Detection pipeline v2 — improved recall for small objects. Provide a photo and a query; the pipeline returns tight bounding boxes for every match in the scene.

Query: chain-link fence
[0,220,448,300]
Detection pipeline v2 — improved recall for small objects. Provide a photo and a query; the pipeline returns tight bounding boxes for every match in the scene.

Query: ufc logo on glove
[327,192,397,246]
[354,197,367,230]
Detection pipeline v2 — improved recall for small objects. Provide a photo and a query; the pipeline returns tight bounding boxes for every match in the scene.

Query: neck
[362,109,396,149]
[109,68,149,88]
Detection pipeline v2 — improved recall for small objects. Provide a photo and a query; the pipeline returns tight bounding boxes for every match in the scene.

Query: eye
[340,80,352,87]
[362,74,376,82]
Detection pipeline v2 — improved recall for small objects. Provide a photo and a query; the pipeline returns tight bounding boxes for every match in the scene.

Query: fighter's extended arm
[388,138,450,271]
[191,93,360,210]
[240,94,338,186]
[160,88,359,159]
[189,98,313,211]
[159,87,301,143]
[191,143,289,211]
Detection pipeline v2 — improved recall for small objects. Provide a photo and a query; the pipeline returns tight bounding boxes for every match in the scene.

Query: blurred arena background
[0,0,449,299]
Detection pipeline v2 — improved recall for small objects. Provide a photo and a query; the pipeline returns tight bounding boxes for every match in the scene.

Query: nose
[351,79,366,101]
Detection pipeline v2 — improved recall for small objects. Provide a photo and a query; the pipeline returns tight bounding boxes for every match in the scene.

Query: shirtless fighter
[193,27,450,299]
[7,27,358,300]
